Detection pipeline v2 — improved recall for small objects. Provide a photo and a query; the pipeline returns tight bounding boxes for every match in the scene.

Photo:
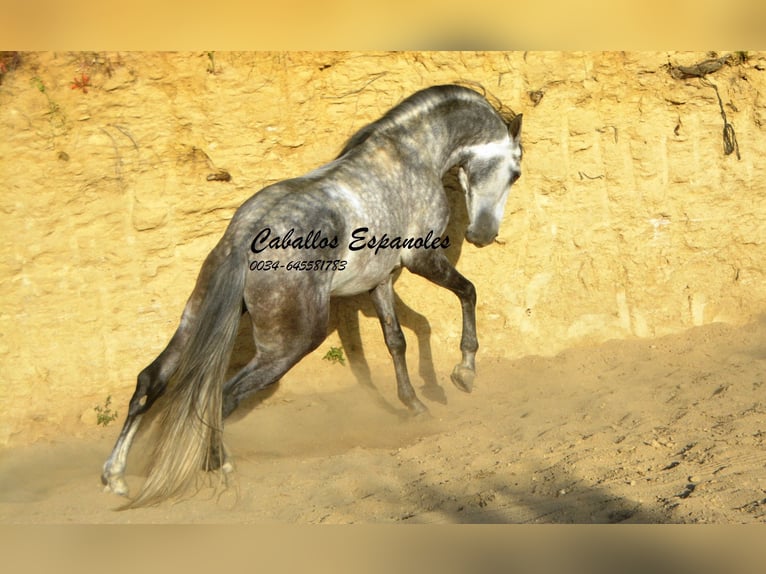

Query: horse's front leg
[406,252,478,393]
[369,274,429,414]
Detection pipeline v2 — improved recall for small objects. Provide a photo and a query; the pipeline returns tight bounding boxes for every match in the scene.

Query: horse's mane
[452,80,518,126]
[336,84,517,159]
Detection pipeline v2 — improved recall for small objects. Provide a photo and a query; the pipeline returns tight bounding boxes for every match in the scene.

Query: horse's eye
[509,171,521,185]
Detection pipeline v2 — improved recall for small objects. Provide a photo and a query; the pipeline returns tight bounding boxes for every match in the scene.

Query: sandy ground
[1,318,764,524]
[2,52,765,527]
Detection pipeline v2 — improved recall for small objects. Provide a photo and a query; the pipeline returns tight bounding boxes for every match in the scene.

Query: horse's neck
[402,104,504,175]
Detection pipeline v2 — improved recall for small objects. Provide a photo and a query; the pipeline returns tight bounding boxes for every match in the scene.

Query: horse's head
[458,113,523,247]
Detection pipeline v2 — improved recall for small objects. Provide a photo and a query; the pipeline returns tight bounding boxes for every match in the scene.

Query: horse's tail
[123,249,246,509]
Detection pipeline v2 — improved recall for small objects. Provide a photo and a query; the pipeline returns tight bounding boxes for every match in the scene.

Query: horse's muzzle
[465,228,497,247]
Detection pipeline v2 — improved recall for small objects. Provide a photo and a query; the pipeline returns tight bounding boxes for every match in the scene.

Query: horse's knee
[455,281,476,311]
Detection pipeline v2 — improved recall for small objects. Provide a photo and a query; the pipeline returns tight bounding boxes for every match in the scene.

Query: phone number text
[248,260,348,272]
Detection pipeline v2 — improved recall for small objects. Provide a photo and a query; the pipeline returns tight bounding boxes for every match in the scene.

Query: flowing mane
[336,84,504,158]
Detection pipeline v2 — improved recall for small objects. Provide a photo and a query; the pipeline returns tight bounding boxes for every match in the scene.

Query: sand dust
[1,318,764,523]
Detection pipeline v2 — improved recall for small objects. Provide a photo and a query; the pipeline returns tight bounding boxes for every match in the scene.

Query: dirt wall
[1,51,765,447]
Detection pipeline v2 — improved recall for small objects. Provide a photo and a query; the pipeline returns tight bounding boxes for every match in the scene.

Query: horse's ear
[508,113,522,140]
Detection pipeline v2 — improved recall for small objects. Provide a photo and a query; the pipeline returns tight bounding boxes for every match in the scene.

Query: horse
[101,84,523,508]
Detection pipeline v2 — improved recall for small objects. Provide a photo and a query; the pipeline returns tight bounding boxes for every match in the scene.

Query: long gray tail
[124,250,246,509]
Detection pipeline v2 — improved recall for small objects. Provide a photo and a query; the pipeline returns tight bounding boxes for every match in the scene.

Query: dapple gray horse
[102,84,523,507]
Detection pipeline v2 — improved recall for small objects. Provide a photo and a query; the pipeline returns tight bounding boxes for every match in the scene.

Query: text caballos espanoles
[250,227,450,256]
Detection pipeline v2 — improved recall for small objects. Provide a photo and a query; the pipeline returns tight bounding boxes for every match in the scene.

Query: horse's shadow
[228,168,469,416]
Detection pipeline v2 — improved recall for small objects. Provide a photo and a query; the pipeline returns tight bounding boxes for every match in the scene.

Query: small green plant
[30,75,65,124]
[94,395,119,427]
[322,346,346,366]
[31,75,46,94]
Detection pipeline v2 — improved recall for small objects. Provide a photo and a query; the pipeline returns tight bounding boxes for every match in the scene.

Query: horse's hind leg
[102,246,236,495]
[101,362,175,496]
[101,318,191,495]
[370,274,428,415]
[406,253,478,393]
[204,305,325,472]
[218,285,331,444]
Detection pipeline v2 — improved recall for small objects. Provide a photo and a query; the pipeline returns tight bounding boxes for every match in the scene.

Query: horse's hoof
[407,398,430,417]
[450,365,475,393]
[206,446,235,474]
[102,474,130,497]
